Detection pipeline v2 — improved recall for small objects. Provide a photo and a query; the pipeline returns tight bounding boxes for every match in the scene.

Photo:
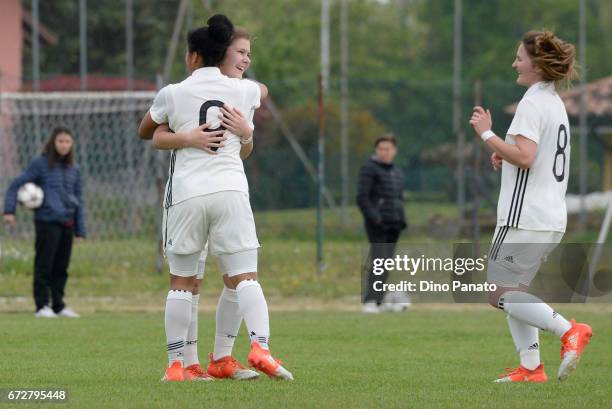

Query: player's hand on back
[220,105,252,140]
[185,123,227,154]
[3,214,16,227]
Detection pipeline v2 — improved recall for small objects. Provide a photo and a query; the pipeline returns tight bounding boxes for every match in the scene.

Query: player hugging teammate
[139,14,292,382]
[470,30,592,383]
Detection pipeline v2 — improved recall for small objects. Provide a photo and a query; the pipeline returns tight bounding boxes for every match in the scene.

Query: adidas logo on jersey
[504,255,514,263]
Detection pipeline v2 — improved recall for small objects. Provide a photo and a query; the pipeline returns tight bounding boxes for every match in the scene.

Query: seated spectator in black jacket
[357,134,407,312]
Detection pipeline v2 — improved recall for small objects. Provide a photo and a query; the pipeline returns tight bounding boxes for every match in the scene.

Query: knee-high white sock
[500,291,572,338]
[213,287,242,360]
[165,290,192,366]
[236,280,270,349]
[507,315,540,370]
[184,294,200,367]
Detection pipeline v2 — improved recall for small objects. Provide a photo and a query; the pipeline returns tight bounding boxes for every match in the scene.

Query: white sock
[165,289,192,366]
[213,287,242,360]
[184,294,200,367]
[236,280,270,349]
[507,315,540,370]
[500,291,572,338]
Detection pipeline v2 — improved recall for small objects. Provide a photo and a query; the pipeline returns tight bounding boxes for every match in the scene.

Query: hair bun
[207,14,233,44]
[523,29,578,84]
[536,31,559,52]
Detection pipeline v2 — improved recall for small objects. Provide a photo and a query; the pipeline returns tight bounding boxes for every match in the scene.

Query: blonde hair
[232,27,252,42]
[521,30,579,89]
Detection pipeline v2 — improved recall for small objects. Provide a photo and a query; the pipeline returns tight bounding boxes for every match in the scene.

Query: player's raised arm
[486,133,537,169]
[469,106,537,169]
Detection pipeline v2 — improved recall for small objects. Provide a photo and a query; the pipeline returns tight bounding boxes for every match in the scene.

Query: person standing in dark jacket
[357,134,407,312]
[3,127,86,318]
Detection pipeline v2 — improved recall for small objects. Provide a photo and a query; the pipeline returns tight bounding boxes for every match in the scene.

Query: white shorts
[191,243,258,279]
[195,246,207,280]
[163,191,260,277]
[487,226,563,287]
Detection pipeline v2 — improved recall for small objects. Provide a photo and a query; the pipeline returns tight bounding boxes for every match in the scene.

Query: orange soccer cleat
[207,354,259,380]
[161,361,185,382]
[247,342,294,380]
[494,364,548,383]
[183,363,214,381]
[558,319,593,381]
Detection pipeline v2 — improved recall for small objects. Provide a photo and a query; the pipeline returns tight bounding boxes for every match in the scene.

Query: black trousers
[363,222,401,305]
[34,221,73,312]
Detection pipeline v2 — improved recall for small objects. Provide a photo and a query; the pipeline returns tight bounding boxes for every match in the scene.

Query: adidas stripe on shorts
[487,226,563,287]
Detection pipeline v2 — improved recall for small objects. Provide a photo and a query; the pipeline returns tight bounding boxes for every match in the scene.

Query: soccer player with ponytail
[139,14,292,382]
[147,27,262,382]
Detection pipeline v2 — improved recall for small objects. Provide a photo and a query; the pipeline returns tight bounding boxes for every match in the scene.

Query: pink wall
[0,0,23,92]
[0,0,22,181]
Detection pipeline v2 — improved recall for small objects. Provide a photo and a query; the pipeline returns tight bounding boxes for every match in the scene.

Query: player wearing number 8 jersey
[497,81,570,232]
[470,30,592,383]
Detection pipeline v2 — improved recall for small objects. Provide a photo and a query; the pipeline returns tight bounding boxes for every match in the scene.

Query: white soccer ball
[17,183,44,209]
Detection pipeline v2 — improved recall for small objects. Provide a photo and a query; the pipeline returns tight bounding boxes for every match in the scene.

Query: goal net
[0,92,166,274]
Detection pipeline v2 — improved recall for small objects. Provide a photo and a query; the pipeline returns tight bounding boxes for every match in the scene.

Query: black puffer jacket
[356,156,406,229]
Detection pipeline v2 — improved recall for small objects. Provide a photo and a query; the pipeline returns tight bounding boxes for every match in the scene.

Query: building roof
[505,76,612,118]
[559,76,612,117]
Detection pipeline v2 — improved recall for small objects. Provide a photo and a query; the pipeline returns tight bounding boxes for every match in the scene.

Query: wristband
[480,130,495,142]
[240,136,253,145]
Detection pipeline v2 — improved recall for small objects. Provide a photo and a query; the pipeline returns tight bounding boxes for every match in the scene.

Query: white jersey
[150,67,261,207]
[497,81,571,233]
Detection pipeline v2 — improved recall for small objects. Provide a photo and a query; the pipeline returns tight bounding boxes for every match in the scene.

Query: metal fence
[0,86,607,275]
[0,92,161,239]
[0,92,167,275]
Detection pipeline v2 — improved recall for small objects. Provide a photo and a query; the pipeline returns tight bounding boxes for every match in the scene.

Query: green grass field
[1,202,461,301]
[1,204,610,407]
[1,202,608,304]
[0,307,610,409]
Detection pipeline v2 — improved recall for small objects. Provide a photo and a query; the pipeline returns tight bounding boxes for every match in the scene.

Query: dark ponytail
[187,14,234,67]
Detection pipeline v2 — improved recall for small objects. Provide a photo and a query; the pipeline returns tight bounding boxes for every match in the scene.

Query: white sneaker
[381,302,411,312]
[361,302,382,314]
[57,307,80,318]
[35,306,58,318]
[381,291,412,312]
